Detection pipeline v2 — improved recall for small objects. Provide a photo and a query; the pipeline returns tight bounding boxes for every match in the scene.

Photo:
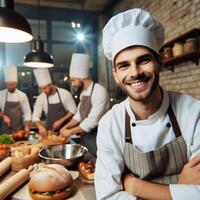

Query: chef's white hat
[69,53,90,78]
[103,8,165,60]
[33,68,52,87]
[4,65,18,82]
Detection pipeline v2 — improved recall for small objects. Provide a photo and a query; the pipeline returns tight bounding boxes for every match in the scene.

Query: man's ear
[112,67,120,85]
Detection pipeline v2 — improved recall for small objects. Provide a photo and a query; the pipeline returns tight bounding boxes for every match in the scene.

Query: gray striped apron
[79,82,97,157]
[1,91,23,134]
[46,89,68,131]
[124,105,188,185]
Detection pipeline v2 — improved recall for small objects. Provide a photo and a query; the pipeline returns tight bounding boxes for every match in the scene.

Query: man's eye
[138,57,152,65]
[117,64,129,70]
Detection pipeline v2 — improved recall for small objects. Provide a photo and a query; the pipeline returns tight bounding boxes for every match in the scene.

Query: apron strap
[167,105,182,138]
[125,111,132,143]
[90,82,95,96]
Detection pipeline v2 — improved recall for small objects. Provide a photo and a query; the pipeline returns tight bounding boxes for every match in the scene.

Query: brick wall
[104,0,200,99]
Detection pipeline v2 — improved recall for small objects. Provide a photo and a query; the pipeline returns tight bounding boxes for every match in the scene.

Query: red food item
[0,144,7,150]
[78,161,96,180]
[12,130,25,139]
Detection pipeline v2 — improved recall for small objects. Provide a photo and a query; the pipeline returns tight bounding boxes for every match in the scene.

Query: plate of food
[41,130,68,146]
[12,130,28,141]
[78,160,96,184]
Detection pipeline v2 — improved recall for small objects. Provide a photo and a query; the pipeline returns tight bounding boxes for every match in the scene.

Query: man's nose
[127,63,139,77]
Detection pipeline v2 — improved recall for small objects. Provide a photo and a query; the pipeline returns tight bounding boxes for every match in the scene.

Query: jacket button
[166,123,171,128]
[132,122,136,127]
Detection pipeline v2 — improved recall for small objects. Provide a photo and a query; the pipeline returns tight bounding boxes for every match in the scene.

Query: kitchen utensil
[39,144,88,167]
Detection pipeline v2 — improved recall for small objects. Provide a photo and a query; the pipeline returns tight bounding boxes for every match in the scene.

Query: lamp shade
[24,38,54,68]
[0,1,33,43]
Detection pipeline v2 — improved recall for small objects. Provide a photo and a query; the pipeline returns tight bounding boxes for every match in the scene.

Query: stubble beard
[119,72,160,103]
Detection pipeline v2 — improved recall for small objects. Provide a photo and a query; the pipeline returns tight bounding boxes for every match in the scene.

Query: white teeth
[130,81,144,87]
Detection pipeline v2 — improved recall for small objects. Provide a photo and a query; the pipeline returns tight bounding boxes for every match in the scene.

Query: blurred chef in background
[60,53,110,156]
[32,68,76,137]
[0,65,31,134]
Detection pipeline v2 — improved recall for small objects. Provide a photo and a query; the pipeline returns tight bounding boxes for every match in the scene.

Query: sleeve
[80,86,110,132]
[62,90,77,114]
[73,103,81,122]
[95,115,136,200]
[32,95,44,122]
[0,91,3,112]
[169,118,200,200]
[20,93,32,121]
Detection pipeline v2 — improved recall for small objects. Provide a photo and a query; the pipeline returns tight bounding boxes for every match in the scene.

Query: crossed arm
[123,154,200,200]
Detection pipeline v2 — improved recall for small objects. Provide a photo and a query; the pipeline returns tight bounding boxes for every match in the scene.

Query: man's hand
[3,114,11,127]
[60,128,72,138]
[38,126,47,137]
[24,126,30,137]
[52,119,62,131]
[123,173,137,196]
[178,153,200,184]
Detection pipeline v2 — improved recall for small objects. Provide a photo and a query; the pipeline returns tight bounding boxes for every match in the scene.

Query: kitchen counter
[0,137,97,200]
[0,162,96,200]
[0,169,96,200]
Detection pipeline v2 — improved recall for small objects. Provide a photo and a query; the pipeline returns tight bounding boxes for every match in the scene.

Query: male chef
[60,53,110,156]
[0,65,31,134]
[32,68,76,137]
[95,8,200,200]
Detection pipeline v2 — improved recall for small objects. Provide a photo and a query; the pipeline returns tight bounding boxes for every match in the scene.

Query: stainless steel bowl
[38,144,88,167]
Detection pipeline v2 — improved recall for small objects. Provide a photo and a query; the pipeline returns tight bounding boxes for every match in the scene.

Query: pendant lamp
[24,0,53,68]
[0,0,33,43]
[24,36,53,68]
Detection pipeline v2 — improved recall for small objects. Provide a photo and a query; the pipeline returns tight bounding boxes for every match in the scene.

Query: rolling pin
[0,169,29,200]
[0,157,12,177]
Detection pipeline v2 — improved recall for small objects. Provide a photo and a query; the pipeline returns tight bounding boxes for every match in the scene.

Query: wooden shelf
[161,28,200,49]
[160,28,200,71]
[163,50,200,71]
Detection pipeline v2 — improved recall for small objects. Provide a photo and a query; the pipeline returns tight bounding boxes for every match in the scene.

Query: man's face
[40,84,53,96]
[6,82,17,93]
[113,46,162,102]
[70,78,84,91]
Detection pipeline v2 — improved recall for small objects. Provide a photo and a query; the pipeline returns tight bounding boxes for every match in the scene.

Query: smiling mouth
[126,77,150,90]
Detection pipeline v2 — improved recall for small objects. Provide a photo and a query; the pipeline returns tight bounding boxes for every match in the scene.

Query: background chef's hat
[33,68,52,87]
[69,53,90,78]
[103,8,165,61]
[4,65,18,82]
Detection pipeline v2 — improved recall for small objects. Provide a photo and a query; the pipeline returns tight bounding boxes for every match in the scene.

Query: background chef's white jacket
[0,89,31,121]
[73,82,110,132]
[32,87,76,122]
[95,90,200,200]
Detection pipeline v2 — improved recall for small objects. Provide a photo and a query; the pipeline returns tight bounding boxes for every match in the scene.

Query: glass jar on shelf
[172,42,184,57]
[162,47,173,60]
[183,38,197,54]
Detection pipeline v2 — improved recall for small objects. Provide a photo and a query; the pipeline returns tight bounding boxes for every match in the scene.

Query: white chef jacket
[95,90,200,200]
[0,89,31,121]
[32,87,76,122]
[73,82,110,132]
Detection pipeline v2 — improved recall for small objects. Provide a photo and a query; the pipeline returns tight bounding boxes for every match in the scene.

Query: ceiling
[15,0,119,12]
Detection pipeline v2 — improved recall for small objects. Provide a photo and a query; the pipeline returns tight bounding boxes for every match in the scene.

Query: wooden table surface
[0,137,97,200]
[0,167,96,200]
